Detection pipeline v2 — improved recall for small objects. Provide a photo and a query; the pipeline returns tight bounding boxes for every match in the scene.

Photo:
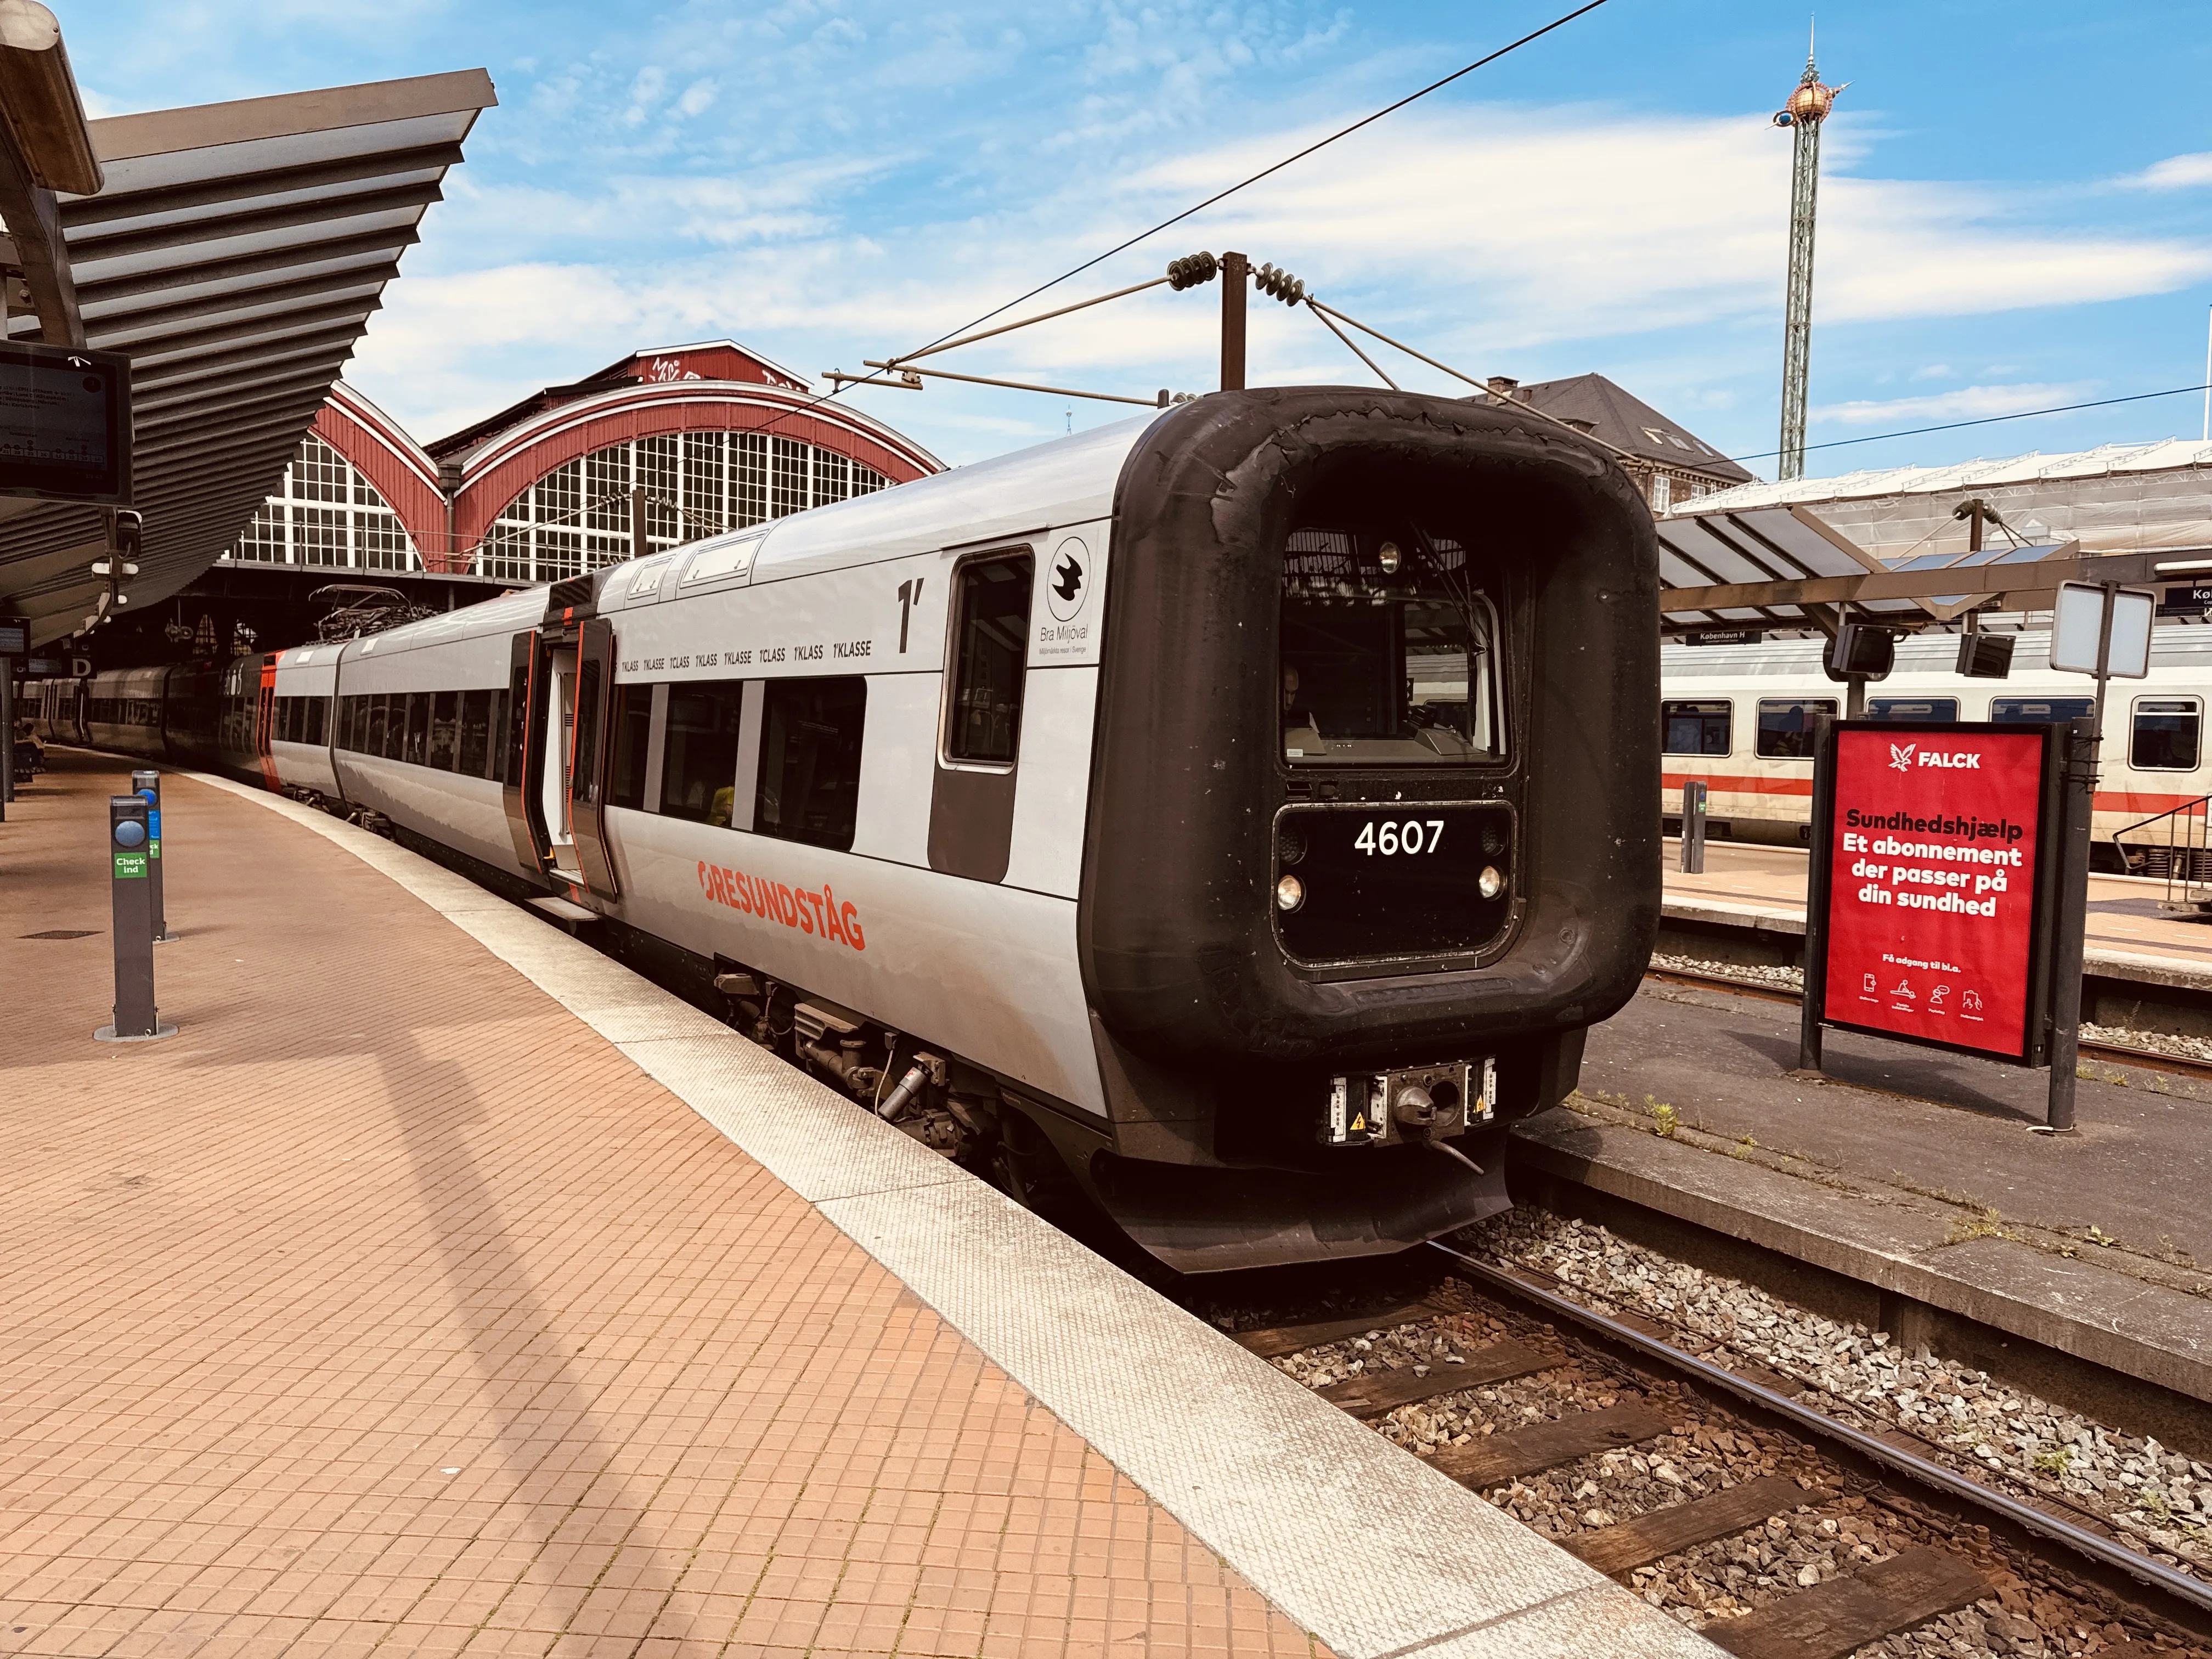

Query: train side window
[307,697,327,746]
[606,684,654,810]
[404,692,431,766]
[381,693,404,759]
[335,696,356,751]
[2132,697,2202,771]
[427,690,460,770]
[1867,697,1959,722]
[489,687,511,781]
[459,690,492,777]
[944,553,1033,765]
[1991,697,2095,723]
[1661,699,1730,755]
[756,676,866,851]
[661,680,746,824]
[1755,698,1835,760]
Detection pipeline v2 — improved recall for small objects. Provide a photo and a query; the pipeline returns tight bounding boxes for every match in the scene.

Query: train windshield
[1279,527,1502,765]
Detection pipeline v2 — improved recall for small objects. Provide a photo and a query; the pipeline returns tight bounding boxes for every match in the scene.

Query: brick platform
[0,753,1324,1658]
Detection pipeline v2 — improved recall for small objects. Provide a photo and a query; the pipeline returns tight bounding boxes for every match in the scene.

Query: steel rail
[1427,1240,2212,1618]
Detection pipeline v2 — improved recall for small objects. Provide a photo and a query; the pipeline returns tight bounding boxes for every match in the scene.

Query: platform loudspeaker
[1824,623,1898,681]
[1956,632,2016,679]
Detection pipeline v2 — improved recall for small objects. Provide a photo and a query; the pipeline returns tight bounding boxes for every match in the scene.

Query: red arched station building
[224,340,943,584]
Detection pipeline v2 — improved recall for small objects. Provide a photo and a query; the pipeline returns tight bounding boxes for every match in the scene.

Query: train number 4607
[1353,819,1444,856]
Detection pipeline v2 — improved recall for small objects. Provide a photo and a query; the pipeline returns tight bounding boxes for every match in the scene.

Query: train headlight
[1477,865,1506,900]
[1275,874,1306,912]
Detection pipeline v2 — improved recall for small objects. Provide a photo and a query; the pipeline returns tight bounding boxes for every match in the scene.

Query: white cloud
[1809,382,2096,428]
[2121,152,2212,190]
[340,23,2212,465]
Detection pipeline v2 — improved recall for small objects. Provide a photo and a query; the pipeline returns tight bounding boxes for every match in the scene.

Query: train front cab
[1072,389,1661,1272]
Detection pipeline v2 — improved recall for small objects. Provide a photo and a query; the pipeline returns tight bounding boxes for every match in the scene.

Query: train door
[255,656,279,789]
[539,643,580,879]
[500,630,554,876]
[567,617,620,898]
[929,548,1034,882]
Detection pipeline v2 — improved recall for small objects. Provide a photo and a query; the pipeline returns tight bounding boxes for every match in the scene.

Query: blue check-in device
[130,768,167,941]
[96,793,174,1042]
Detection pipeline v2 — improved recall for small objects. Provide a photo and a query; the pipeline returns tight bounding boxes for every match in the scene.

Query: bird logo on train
[1046,537,1089,623]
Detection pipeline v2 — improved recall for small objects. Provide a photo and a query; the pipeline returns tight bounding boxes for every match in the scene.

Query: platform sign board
[2160,584,2212,617]
[1803,720,2065,1066]
[0,341,132,505]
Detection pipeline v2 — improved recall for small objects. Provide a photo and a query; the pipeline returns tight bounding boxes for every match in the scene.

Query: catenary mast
[1773,34,1846,481]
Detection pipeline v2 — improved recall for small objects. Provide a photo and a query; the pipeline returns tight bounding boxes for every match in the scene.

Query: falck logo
[1889,742,1916,774]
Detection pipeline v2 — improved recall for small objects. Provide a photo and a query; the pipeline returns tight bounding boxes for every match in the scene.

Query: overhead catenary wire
[1726,382,2212,466]
[887,277,1173,367]
[1302,296,1640,462]
[742,0,1616,435]
[1304,298,1400,390]
[859,359,1159,407]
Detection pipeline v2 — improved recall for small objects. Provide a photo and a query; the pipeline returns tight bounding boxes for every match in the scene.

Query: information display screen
[1815,721,2056,1063]
[0,341,131,505]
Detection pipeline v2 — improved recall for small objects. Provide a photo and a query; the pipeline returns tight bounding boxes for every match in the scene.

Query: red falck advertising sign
[1807,721,2063,1065]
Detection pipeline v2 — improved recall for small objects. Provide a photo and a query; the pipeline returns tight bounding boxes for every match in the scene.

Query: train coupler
[1322,1058,1497,1147]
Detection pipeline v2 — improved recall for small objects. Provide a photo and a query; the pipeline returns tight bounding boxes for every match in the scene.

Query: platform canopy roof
[1656,504,2089,636]
[0,67,496,650]
[1670,438,2212,567]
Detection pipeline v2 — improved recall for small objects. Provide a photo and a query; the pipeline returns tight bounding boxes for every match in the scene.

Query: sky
[60,0,2212,479]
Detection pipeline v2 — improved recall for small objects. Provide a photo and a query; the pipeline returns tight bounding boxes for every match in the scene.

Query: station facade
[220,341,944,585]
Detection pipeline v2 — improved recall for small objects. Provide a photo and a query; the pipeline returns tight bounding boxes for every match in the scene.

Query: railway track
[1213,1248,2212,1657]
[1645,964,2212,1086]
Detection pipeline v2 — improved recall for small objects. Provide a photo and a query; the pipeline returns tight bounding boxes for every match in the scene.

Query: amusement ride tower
[1773,40,1846,481]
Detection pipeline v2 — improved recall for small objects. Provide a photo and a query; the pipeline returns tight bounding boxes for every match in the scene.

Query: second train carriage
[46,388,1666,1272]
[1659,630,2212,859]
[35,654,276,786]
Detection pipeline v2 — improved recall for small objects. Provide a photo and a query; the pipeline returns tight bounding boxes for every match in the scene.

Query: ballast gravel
[1466,1206,2212,1584]
[1265,1277,2200,1655]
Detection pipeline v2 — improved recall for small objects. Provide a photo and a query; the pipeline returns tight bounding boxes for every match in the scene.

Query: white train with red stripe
[38,388,1664,1274]
[1660,630,2212,862]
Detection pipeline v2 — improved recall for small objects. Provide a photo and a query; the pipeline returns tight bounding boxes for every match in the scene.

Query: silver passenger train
[37,389,1662,1272]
